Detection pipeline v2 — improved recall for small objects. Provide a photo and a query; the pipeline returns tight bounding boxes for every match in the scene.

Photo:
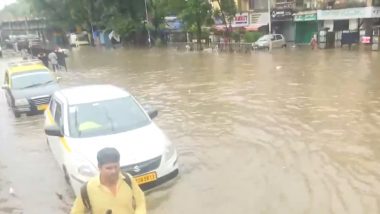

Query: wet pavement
[1,46,380,214]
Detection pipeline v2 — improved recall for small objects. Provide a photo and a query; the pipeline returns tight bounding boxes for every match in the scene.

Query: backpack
[80,173,133,212]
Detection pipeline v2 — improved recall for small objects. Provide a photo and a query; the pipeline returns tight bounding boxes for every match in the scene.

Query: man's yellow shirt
[71,173,146,214]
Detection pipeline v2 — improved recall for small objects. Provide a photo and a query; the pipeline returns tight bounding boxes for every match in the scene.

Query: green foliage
[4,0,239,46]
[216,0,237,24]
[232,31,240,42]
[180,0,212,49]
[0,0,31,19]
[243,32,262,43]
[154,38,164,46]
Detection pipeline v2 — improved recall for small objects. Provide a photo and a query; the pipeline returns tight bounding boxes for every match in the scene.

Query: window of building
[249,0,269,10]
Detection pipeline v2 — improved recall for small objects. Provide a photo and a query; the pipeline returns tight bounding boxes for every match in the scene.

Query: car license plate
[134,172,157,185]
[37,104,48,111]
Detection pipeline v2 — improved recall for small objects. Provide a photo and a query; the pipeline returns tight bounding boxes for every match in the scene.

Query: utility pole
[268,0,272,51]
[144,0,152,47]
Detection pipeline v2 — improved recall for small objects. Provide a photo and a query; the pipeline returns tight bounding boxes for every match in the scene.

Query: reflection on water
[1,47,380,213]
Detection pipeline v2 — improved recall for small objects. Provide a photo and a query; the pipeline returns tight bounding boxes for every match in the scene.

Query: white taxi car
[44,85,178,196]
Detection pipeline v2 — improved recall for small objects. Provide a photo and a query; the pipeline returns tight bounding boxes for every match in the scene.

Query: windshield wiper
[22,83,44,89]
[22,80,54,89]
[102,106,115,132]
[41,80,55,85]
[74,109,82,137]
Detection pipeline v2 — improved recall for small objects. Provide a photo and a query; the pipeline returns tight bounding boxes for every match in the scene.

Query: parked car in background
[44,85,179,196]
[253,34,287,49]
[2,60,60,118]
[69,33,90,47]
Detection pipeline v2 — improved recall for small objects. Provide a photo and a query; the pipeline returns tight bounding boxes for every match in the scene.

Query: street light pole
[144,0,152,47]
[268,0,272,51]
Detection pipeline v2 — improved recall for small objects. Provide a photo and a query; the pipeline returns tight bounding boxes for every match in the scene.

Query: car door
[273,35,279,48]
[47,97,65,168]
[3,71,12,106]
[277,35,285,47]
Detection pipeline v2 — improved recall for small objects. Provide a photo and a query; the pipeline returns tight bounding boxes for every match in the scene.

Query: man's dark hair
[97,147,120,167]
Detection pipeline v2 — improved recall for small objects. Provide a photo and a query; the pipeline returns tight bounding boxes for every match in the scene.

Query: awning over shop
[244,24,266,31]
[213,25,228,31]
[164,16,184,31]
[212,13,269,32]
[245,13,269,31]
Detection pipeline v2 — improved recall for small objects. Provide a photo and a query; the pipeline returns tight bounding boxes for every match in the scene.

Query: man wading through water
[71,147,146,214]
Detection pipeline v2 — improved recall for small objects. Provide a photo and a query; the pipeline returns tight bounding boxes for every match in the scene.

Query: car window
[49,98,57,116]
[4,72,9,85]
[276,35,283,40]
[54,102,63,129]
[11,70,54,89]
[68,96,151,138]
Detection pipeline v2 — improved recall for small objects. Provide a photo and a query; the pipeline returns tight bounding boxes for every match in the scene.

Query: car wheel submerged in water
[13,109,21,118]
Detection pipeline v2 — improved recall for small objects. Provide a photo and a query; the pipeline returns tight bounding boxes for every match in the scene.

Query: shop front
[271,8,295,42]
[317,7,380,47]
[294,11,318,44]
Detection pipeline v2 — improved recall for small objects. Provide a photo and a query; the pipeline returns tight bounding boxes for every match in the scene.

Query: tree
[149,0,169,43]
[0,0,31,20]
[213,0,237,50]
[97,0,147,44]
[180,0,213,50]
[26,0,148,44]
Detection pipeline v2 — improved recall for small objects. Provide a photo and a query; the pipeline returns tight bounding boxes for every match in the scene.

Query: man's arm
[131,177,147,214]
[70,194,86,214]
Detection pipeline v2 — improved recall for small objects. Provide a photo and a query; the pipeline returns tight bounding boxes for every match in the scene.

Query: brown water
[1,47,380,214]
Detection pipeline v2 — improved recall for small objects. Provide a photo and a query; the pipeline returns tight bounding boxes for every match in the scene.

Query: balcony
[323,0,367,9]
[275,0,296,9]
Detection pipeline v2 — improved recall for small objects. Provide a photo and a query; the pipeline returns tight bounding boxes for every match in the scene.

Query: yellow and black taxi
[2,60,60,118]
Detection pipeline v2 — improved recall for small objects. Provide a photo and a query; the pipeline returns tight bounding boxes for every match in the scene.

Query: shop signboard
[271,9,294,21]
[318,7,380,20]
[294,13,317,22]
[232,13,249,27]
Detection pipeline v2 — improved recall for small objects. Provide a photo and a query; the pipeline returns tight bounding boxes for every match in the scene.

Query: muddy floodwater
[1,47,380,214]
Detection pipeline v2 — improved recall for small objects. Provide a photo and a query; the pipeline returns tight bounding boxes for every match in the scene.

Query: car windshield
[11,70,55,89]
[258,35,272,41]
[68,97,151,138]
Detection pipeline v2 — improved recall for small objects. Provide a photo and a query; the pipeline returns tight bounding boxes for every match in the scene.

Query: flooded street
[1,47,380,214]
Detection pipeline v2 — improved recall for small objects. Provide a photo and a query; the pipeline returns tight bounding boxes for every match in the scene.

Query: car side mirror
[142,104,158,119]
[1,84,8,89]
[45,124,63,137]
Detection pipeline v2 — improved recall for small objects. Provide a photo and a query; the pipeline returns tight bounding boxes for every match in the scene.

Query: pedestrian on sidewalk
[38,52,49,68]
[48,50,58,72]
[310,34,318,50]
[56,48,67,72]
[70,147,146,214]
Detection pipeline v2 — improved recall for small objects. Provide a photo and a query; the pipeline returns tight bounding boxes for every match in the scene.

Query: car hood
[11,83,59,99]
[68,123,170,167]
[256,40,269,44]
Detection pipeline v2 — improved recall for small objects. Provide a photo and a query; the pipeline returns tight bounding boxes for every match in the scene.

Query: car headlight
[78,165,97,177]
[14,98,29,106]
[164,143,176,162]
[72,154,97,178]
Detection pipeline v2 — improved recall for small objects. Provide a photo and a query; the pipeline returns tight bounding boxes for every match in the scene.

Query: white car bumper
[69,153,179,196]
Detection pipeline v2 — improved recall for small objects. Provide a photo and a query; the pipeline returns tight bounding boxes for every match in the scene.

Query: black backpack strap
[122,172,136,210]
[122,172,133,190]
[80,182,92,213]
